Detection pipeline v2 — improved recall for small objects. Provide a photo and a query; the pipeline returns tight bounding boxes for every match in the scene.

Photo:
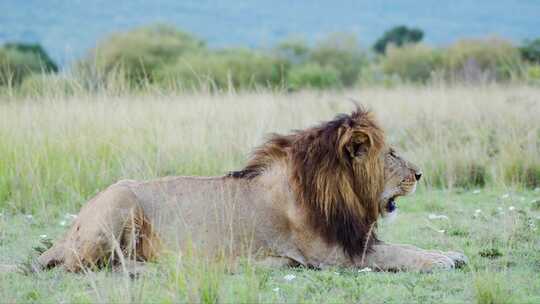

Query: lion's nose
[414,172,422,181]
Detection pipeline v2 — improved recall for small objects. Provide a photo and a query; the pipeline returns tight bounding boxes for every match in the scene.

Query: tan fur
[232,109,385,257]
[33,109,466,273]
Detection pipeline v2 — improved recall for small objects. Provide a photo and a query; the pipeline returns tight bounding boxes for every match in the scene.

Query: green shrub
[526,65,540,84]
[373,25,424,54]
[274,38,310,65]
[474,273,514,304]
[519,38,540,63]
[0,43,58,87]
[77,24,205,87]
[19,74,78,97]
[155,49,288,91]
[505,161,540,188]
[309,33,367,86]
[453,163,488,188]
[442,38,523,82]
[287,63,340,90]
[381,44,442,83]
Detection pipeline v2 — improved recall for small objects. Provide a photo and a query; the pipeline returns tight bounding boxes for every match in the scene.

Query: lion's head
[230,108,385,257]
[380,147,422,215]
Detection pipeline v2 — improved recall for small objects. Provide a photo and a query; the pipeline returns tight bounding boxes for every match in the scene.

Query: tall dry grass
[0,85,538,214]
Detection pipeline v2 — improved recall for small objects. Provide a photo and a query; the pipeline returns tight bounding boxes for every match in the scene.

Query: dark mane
[228,108,385,257]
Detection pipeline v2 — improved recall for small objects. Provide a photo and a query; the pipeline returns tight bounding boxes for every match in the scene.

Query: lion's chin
[382,207,399,223]
[383,182,417,214]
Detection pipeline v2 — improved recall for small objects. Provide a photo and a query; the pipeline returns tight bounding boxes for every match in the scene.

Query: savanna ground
[0,86,539,303]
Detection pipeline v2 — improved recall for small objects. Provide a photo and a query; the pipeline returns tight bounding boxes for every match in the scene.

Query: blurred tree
[381,44,442,83]
[310,33,367,86]
[520,38,540,63]
[287,63,340,90]
[4,43,58,72]
[442,38,521,82]
[77,24,205,87]
[155,48,288,90]
[0,42,58,86]
[373,25,424,54]
[274,38,310,65]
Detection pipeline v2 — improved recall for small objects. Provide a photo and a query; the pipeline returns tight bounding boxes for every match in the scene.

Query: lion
[31,108,466,273]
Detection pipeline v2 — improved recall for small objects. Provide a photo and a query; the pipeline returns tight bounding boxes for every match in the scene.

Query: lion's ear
[346,131,371,160]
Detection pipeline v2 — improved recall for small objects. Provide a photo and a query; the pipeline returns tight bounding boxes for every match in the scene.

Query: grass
[0,85,539,303]
[1,189,539,303]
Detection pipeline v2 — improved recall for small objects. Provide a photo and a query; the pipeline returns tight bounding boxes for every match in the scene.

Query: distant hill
[1,0,539,66]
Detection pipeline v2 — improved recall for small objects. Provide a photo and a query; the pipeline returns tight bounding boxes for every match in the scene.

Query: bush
[381,44,442,83]
[442,38,523,82]
[19,74,78,97]
[519,38,540,63]
[474,273,514,304]
[154,49,288,91]
[274,38,310,65]
[287,63,340,90]
[0,43,58,87]
[77,24,205,87]
[309,33,367,86]
[526,65,540,84]
[373,25,424,54]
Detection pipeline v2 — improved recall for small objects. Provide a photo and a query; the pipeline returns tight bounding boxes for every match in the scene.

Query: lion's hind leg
[38,181,159,272]
[116,204,161,266]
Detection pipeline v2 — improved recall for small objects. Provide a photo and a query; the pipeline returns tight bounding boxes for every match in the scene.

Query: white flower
[283,274,296,281]
[473,209,482,218]
[358,267,372,272]
[428,214,449,220]
[39,234,48,238]
[273,287,280,292]
[472,189,481,194]
[59,220,67,226]
[437,229,446,233]
[528,220,537,231]
[508,206,515,211]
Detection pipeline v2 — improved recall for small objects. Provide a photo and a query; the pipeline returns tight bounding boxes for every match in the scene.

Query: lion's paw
[443,251,468,269]
[421,253,455,271]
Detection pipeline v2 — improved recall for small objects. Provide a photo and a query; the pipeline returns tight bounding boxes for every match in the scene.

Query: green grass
[0,86,539,215]
[1,189,539,303]
[0,86,539,302]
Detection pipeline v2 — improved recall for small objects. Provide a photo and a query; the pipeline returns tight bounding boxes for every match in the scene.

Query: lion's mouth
[386,196,398,213]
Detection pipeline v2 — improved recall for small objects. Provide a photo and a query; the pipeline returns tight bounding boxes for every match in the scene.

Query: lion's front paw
[420,253,455,272]
[420,251,468,272]
[444,251,468,269]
